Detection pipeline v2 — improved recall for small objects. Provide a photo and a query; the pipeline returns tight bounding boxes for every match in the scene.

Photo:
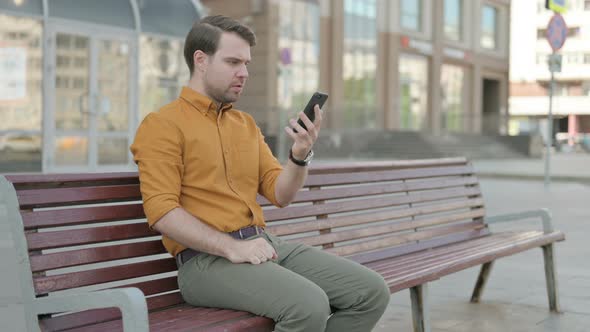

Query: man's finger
[314,104,322,126]
[289,118,307,135]
[298,111,315,133]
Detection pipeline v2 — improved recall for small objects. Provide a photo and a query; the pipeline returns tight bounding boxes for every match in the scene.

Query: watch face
[304,150,314,162]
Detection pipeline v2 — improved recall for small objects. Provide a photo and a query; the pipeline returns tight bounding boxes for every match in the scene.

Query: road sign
[546,13,567,52]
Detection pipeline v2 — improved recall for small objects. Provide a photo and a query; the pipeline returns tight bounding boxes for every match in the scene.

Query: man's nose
[237,64,248,79]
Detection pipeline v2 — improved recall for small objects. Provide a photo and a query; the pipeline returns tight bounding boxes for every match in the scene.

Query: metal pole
[544,64,555,189]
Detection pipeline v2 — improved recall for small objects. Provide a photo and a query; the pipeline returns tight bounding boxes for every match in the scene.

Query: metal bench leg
[470,261,494,303]
[542,244,561,312]
[410,283,431,332]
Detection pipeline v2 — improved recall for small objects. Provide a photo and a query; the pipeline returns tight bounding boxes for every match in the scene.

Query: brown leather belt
[176,225,265,267]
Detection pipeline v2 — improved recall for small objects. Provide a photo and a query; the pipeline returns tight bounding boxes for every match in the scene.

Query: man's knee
[281,288,331,329]
[362,270,391,312]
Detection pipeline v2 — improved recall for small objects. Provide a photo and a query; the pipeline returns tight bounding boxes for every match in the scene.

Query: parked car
[0,132,42,153]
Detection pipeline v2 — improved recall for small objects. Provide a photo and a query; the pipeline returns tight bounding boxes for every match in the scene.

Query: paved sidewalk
[473,152,590,183]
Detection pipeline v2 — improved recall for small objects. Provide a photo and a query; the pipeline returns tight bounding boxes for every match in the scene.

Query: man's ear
[193,50,208,73]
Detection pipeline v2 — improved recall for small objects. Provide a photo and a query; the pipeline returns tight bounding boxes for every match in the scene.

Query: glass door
[45,22,136,172]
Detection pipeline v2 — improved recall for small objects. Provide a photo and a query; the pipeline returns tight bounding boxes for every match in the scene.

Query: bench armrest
[484,208,554,234]
[32,288,148,332]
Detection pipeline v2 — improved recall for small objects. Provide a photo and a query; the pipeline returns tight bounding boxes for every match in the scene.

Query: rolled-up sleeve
[257,128,283,207]
[130,113,184,228]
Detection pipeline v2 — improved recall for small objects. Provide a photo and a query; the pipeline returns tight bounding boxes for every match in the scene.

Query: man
[130,15,389,332]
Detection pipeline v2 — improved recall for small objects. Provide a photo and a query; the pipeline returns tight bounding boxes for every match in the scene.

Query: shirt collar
[179,86,233,114]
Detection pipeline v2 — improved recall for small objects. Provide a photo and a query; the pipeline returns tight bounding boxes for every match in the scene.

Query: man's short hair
[184,15,256,75]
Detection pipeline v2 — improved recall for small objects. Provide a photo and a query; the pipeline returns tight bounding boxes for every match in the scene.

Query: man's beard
[204,81,238,104]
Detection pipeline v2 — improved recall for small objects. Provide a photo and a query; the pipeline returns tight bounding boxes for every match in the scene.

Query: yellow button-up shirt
[130,87,283,256]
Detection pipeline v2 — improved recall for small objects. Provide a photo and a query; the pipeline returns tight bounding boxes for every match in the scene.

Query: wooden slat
[29,240,166,272]
[306,157,468,175]
[257,176,479,206]
[26,223,156,251]
[304,165,474,187]
[326,221,485,257]
[383,231,565,293]
[267,197,485,236]
[16,184,141,209]
[22,203,145,230]
[380,231,563,283]
[117,276,178,297]
[34,258,177,294]
[6,158,467,188]
[151,308,254,331]
[6,172,139,188]
[40,292,187,332]
[203,316,274,332]
[375,232,546,280]
[295,208,486,247]
[264,186,481,222]
[349,228,490,265]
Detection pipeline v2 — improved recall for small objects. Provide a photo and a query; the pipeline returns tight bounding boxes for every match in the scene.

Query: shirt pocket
[233,142,258,187]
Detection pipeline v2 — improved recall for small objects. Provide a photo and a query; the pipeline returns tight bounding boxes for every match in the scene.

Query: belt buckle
[255,226,260,235]
[238,228,244,239]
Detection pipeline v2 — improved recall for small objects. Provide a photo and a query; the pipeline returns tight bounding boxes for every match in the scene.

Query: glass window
[139,36,189,120]
[49,0,135,29]
[400,0,421,31]
[343,0,377,129]
[399,54,428,131]
[0,0,42,15]
[0,14,43,173]
[481,5,498,49]
[139,0,200,38]
[444,0,462,41]
[277,1,321,113]
[440,64,465,133]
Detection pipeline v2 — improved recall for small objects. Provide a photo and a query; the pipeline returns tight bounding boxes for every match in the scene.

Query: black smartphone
[293,92,328,133]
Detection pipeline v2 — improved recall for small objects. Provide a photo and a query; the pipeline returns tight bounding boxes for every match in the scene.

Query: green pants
[178,232,390,332]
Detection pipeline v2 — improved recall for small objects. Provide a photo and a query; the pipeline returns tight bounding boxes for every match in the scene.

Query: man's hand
[224,237,278,265]
[285,104,323,159]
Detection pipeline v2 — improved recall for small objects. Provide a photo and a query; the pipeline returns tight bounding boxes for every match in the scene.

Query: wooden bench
[1,157,565,332]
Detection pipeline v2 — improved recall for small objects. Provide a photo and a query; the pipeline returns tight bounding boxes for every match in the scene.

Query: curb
[476,172,590,184]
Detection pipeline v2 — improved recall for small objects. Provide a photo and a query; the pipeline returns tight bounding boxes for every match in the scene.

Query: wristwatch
[289,149,314,166]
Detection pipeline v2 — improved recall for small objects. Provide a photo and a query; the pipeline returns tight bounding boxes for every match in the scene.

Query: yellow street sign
[546,0,567,14]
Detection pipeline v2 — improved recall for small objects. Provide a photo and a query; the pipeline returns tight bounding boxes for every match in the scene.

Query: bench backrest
[2,157,487,331]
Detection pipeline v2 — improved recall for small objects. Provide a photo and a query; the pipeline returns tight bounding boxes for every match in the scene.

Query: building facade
[510,0,590,148]
[203,0,511,159]
[0,0,510,173]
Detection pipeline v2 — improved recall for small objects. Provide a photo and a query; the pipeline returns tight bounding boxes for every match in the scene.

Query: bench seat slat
[34,258,177,294]
[29,240,166,272]
[22,204,145,230]
[6,172,139,187]
[376,231,547,280]
[326,221,485,257]
[257,176,479,206]
[384,230,565,293]
[295,208,486,247]
[304,165,474,187]
[41,293,189,332]
[264,186,481,222]
[267,197,485,236]
[26,223,157,251]
[63,308,265,332]
[16,184,141,209]
[349,228,490,265]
